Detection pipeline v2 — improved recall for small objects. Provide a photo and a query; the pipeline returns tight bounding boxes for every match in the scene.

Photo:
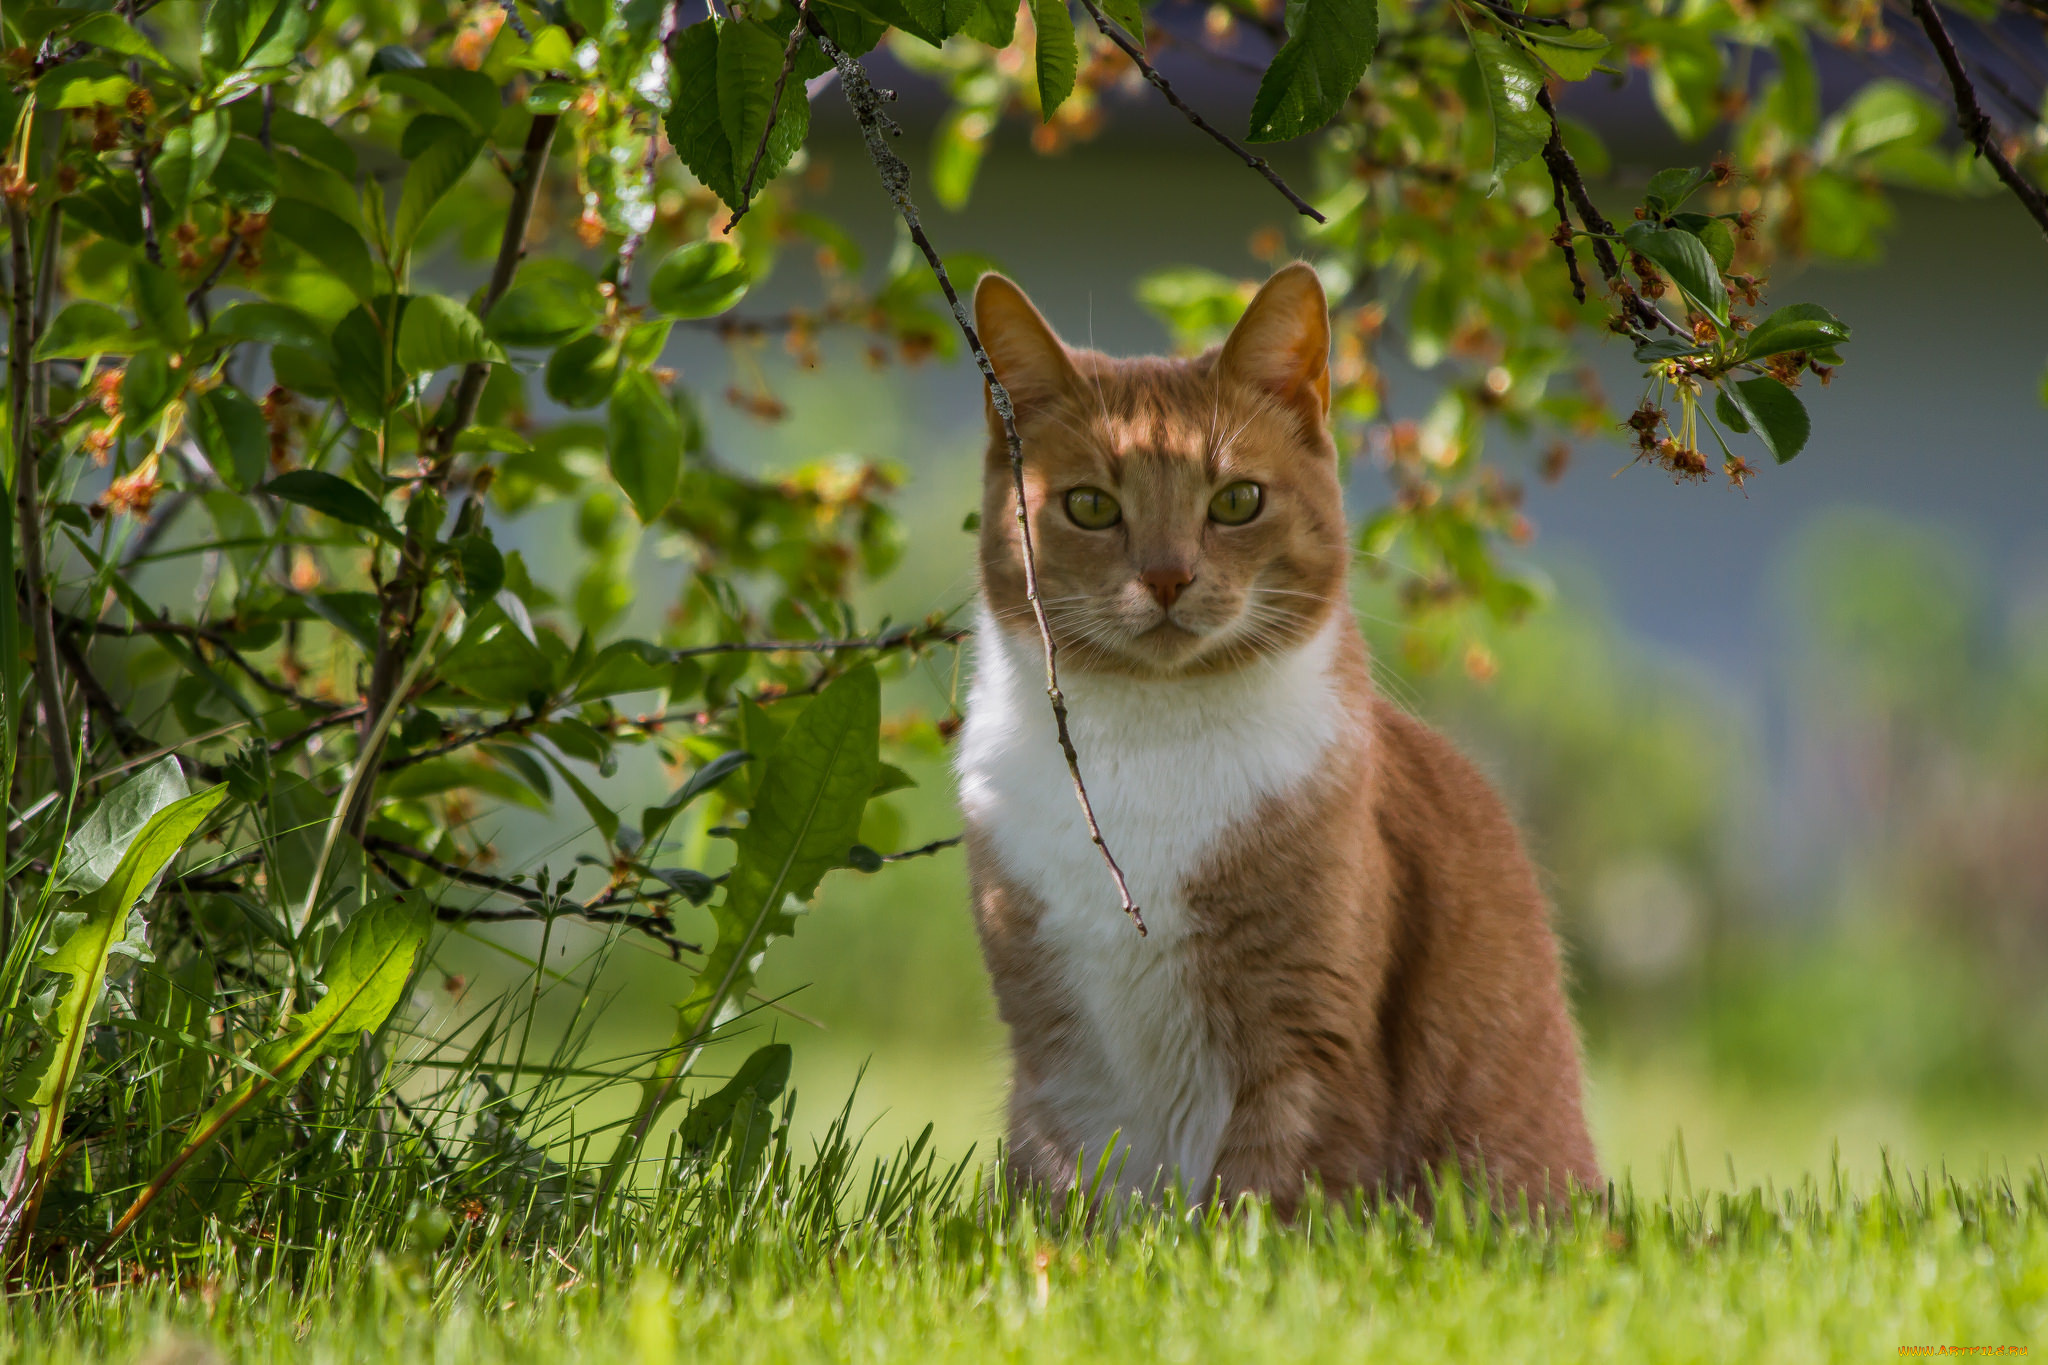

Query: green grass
[10,1162,2045,1363]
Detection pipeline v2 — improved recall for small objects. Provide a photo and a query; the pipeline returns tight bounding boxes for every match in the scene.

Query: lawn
[11,1167,2044,1364]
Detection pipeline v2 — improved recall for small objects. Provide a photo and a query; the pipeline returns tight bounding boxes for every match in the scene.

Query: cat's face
[973,264,1349,679]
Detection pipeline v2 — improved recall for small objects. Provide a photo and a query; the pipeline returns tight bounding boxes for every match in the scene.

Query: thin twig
[726,0,811,232]
[365,839,705,960]
[808,18,1144,935]
[64,612,348,712]
[880,833,962,863]
[1074,0,1324,224]
[185,235,239,331]
[1910,0,2048,239]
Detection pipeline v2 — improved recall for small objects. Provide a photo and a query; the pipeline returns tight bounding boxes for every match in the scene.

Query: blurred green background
[430,130,2048,1192]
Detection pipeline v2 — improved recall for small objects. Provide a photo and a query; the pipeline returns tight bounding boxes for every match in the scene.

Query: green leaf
[401,113,472,161]
[393,128,482,258]
[1714,386,1748,434]
[1670,213,1736,272]
[687,665,877,1030]
[1724,375,1810,464]
[122,349,179,428]
[942,0,1014,45]
[68,12,173,69]
[540,749,620,844]
[1632,337,1703,363]
[153,109,231,215]
[488,259,603,347]
[37,60,133,111]
[1741,302,1851,360]
[525,80,581,115]
[130,261,193,346]
[1246,0,1377,143]
[1644,167,1712,214]
[852,0,945,45]
[265,109,359,177]
[1523,27,1609,82]
[649,240,752,319]
[1098,0,1144,34]
[1030,0,1078,119]
[330,296,408,427]
[262,470,400,541]
[641,748,751,845]
[545,332,622,409]
[53,756,192,893]
[1621,221,1728,326]
[616,667,878,1166]
[396,293,505,372]
[668,21,740,211]
[33,301,141,359]
[203,0,313,77]
[574,638,674,703]
[814,0,894,52]
[675,1043,791,1157]
[608,371,683,523]
[213,134,279,212]
[206,301,335,361]
[451,533,505,612]
[269,200,377,302]
[717,18,812,206]
[443,611,553,706]
[191,386,270,493]
[1470,32,1548,189]
[15,786,227,1173]
[377,67,504,136]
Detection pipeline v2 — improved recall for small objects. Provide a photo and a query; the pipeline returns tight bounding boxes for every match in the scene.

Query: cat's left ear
[1218,262,1331,423]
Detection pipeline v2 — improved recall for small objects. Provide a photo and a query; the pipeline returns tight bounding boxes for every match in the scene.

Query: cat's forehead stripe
[1072,357,1235,464]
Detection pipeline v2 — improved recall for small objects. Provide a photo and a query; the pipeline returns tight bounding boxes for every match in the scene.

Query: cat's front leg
[1205,1066,1324,1216]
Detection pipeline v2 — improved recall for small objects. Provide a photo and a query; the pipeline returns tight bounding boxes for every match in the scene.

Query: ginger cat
[955,264,1599,1214]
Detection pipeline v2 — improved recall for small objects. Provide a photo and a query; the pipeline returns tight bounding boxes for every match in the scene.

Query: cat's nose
[1140,565,1194,609]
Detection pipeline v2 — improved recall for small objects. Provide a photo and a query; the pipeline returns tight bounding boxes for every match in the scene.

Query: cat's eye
[1064,487,1122,530]
[1209,481,1263,526]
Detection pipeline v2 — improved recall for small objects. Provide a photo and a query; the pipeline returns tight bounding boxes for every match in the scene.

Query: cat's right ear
[973,274,1079,416]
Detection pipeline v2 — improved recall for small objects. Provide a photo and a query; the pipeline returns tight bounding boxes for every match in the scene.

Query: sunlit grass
[11,1165,2045,1364]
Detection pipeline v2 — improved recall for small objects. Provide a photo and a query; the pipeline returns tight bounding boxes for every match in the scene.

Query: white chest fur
[955,608,1349,1192]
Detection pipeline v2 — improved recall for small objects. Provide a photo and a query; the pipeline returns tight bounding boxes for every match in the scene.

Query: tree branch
[1910,0,2048,239]
[1074,0,1325,224]
[1535,88,1673,337]
[808,18,1144,936]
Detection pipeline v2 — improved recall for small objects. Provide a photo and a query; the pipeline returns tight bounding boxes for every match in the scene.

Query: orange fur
[957,265,1600,1214]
